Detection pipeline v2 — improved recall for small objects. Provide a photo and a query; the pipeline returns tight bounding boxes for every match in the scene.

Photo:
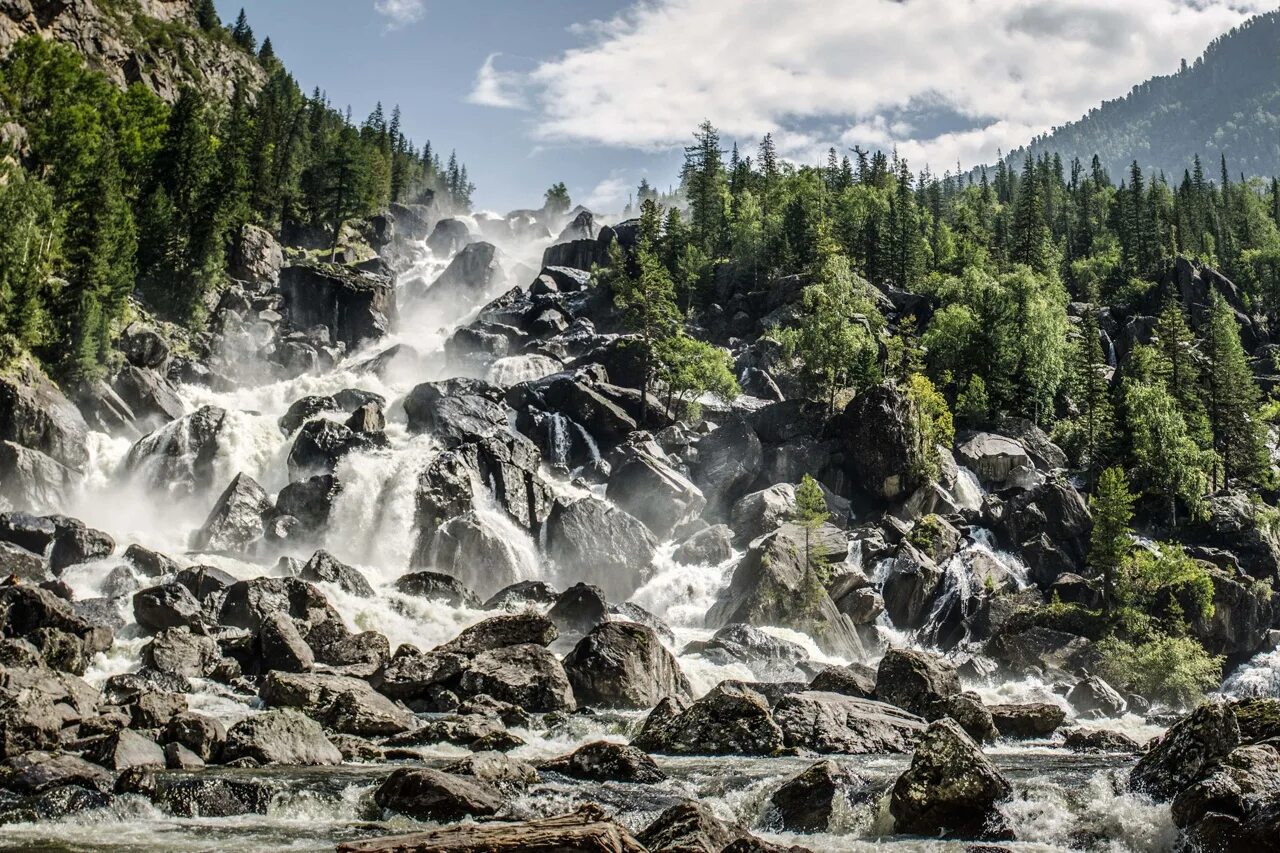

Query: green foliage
[1123,379,1212,525]
[1203,290,1269,488]
[1125,546,1216,625]
[906,373,954,484]
[793,474,831,586]
[955,375,990,424]
[544,182,570,219]
[653,333,739,417]
[1088,467,1136,611]
[1098,634,1224,708]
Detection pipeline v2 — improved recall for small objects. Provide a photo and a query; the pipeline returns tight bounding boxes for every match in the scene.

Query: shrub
[1098,634,1224,708]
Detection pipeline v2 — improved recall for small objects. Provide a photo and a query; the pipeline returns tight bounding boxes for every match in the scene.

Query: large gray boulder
[125,406,230,498]
[259,672,415,736]
[562,621,691,710]
[421,242,504,315]
[889,718,1013,840]
[0,358,89,469]
[838,384,927,503]
[425,218,472,256]
[773,692,926,754]
[989,479,1092,588]
[539,740,665,784]
[606,441,705,537]
[545,496,657,602]
[692,417,763,518]
[231,224,283,286]
[634,682,784,756]
[956,433,1038,489]
[1130,702,1241,801]
[440,612,557,655]
[192,473,274,552]
[0,442,82,514]
[875,648,962,717]
[403,378,508,445]
[372,767,503,821]
[768,759,871,833]
[142,628,221,679]
[457,644,576,712]
[682,623,809,682]
[729,483,796,542]
[300,550,374,598]
[222,710,342,766]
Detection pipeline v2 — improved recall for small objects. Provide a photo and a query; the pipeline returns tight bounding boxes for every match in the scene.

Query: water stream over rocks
[2,209,1278,852]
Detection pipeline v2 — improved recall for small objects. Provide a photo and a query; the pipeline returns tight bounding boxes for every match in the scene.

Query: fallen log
[335,804,647,853]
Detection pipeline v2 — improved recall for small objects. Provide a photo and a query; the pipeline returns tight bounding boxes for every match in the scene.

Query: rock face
[279,261,396,349]
[0,441,82,513]
[990,479,1091,588]
[606,442,705,537]
[192,473,275,552]
[957,433,1038,488]
[0,357,89,469]
[839,385,925,503]
[890,719,1013,840]
[423,242,504,314]
[692,418,763,518]
[1130,702,1240,800]
[562,622,691,710]
[875,648,961,718]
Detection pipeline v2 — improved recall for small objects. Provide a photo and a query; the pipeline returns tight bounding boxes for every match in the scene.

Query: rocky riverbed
[1,204,1279,851]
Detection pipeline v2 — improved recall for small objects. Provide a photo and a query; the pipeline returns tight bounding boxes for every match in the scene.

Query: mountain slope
[1009,10,1280,179]
[0,0,263,102]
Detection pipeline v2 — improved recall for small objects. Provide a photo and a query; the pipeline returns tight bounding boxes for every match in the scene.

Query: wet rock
[1130,702,1241,801]
[634,682,783,756]
[222,709,342,766]
[683,623,809,682]
[638,800,752,853]
[956,433,1038,489]
[878,543,944,630]
[132,583,204,633]
[989,479,1091,588]
[0,689,62,759]
[809,663,878,699]
[1172,743,1280,836]
[673,524,734,566]
[403,378,509,445]
[540,740,666,783]
[606,441,706,537]
[299,550,373,597]
[175,565,236,601]
[163,712,226,762]
[432,511,528,599]
[0,443,82,514]
[989,703,1067,739]
[482,580,559,611]
[546,496,657,603]
[111,365,184,425]
[889,718,1013,840]
[129,691,187,729]
[0,512,56,555]
[120,322,170,370]
[279,396,341,436]
[191,473,275,553]
[258,611,315,673]
[774,692,926,754]
[768,759,870,833]
[393,571,480,607]
[546,582,610,635]
[443,751,539,787]
[259,672,415,736]
[458,644,576,712]
[231,223,283,286]
[157,776,273,817]
[1066,675,1126,718]
[217,577,345,637]
[275,474,341,534]
[287,418,380,479]
[317,631,392,674]
[123,544,178,579]
[875,648,961,717]
[0,750,113,794]
[373,767,503,821]
[563,621,691,710]
[426,218,472,255]
[87,729,166,771]
[440,613,557,655]
[1063,728,1142,753]
[929,692,998,744]
[729,484,797,542]
[125,406,231,497]
[47,517,114,573]
[692,417,763,517]
[0,541,45,582]
[279,261,395,349]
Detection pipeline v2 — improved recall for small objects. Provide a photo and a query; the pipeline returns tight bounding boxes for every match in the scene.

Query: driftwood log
[335,805,647,853]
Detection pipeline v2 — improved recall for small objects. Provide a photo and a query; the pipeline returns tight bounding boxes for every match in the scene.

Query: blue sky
[219,1,1274,214]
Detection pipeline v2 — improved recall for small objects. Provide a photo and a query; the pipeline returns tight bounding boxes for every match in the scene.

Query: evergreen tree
[1010,156,1051,272]
[793,474,831,582]
[1202,291,1268,488]
[231,9,256,52]
[1125,380,1210,525]
[1089,466,1135,613]
[194,0,220,31]
[683,121,729,253]
[258,37,276,66]
[1066,303,1115,484]
[544,182,571,219]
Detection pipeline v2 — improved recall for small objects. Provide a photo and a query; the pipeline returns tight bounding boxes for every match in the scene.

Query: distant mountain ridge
[1005,10,1280,180]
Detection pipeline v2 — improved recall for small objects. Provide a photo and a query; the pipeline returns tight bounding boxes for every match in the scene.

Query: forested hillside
[0,2,475,383]
[1010,10,1280,180]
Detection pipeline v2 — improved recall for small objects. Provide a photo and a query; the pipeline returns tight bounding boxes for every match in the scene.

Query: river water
[7,222,1275,851]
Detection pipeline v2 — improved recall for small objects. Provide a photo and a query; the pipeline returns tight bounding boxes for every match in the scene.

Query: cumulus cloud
[374,0,425,29]
[583,173,633,212]
[467,54,529,109]
[494,0,1271,169]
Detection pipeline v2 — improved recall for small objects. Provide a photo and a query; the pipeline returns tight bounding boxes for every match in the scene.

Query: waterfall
[487,354,561,386]
[1221,647,1280,698]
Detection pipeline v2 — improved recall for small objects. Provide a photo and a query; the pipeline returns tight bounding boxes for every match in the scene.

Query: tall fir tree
[1202,291,1268,488]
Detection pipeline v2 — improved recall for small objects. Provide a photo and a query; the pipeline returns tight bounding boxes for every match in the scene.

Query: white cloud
[583,173,633,212]
[466,54,529,109]
[374,0,424,29]
[493,0,1272,170]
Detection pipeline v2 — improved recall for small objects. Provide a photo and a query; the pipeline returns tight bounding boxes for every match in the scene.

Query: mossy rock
[1232,697,1280,743]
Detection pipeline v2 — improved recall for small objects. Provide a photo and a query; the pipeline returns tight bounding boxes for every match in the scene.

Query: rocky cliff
[0,0,264,101]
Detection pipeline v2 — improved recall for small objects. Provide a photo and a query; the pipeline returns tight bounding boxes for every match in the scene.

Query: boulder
[562,621,691,710]
[956,433,1038,489]
[878,543,944,630]
[259,672,415,736]
[637,801,750,853]
[279,261,395,349]
[403,378,508,445]
[0,358,89,469]
[120,322,170,369]
[889,718,1013,840]
[192,473,275,552]
[0,751,112,794]
[673,524,734,566]
[768,759,870,833]
[989,479,1092,588]
[0,443,82,513]
[132,583,204,633]
[1063,728,1142,753]
[300,550,374,597]
[87,729,166,771]
[875,649,962,717]
[1066,675,1126,718]
[231,224,283,286]
[1130,702,1240,801]
[372,767,503,821]
[432,511,528,599]
[163,712,226,762]
[0,512,56,555]
[773,692,926,754]
[539,740,666,784]
[809,663,878,699]
[458,644,576,712]
[142,627,220,678]
[692,417,763,518]
[425,218,472,256]
[0,541,45,582]
[111,365,184,425]
[394,571,480,607]
[683,623,809,682]
[287,419,379,479]
[989,703,1067,739]
[545,497,657,602]
[221,709,343,766]
[275,474,341,533]
[124,406,230,497]
[931,692,998,744]
[440,613,557,655]
[47,517,114,573]
[443,751,538,787]
[278,396,341,435]
[633,682,783,756]
[606,442,706,537]
[546,583,611,636]
[839,385,926,503]
[729,484,796,542]
[258,611,315,673]
[156,776,271,817]
[483,580,560,611]
[123,544,178,578]
[422,242,505,314]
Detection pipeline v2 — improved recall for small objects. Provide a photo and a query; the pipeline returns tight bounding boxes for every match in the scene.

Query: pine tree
[1089,466,1135,613]
[793,474,831,583]
[682,121,729,254]
[1202,291,1268,488]
[1070,304,1115,485]
[194,0,220,31]
[544,182,571,219]
[258,37,276,65]
[1010,156,1051,272]
[1151,296,1210,444]
[231,9,256,52]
